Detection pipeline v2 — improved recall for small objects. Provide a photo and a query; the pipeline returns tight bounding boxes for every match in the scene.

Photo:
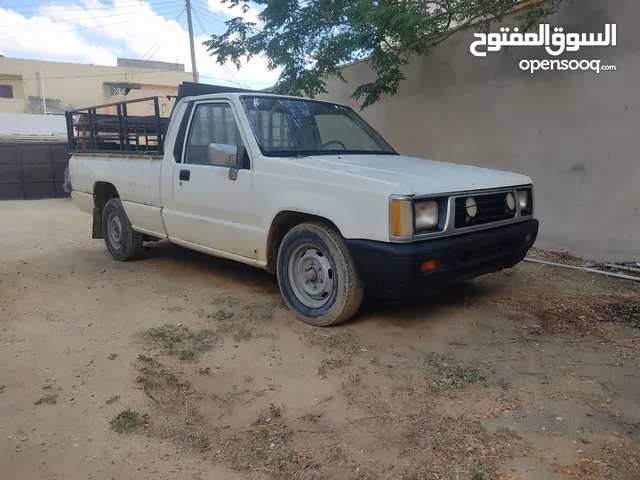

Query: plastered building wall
[0,57,191,116]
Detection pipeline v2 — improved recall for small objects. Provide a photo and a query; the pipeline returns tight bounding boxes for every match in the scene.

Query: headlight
[516,190,528,210]
[505,192,516,211]
[415,200,438,230]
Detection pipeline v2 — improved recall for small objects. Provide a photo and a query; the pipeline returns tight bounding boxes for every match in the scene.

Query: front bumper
[346,219,539,299]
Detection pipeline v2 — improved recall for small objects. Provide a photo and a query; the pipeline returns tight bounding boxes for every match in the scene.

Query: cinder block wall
[320,0,639,262]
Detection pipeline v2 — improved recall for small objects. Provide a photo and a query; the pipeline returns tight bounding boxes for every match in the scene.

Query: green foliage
[205,0,563,108]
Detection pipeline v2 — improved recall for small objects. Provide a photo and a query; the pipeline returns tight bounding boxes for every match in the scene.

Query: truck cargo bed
[65,96,169,156]
[65,82,261,157]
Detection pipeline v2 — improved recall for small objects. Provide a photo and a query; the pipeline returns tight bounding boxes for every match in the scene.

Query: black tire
[276,222,364,326]
[102,198,144,261]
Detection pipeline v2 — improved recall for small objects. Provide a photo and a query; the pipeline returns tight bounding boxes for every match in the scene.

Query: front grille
[454,192,516,229]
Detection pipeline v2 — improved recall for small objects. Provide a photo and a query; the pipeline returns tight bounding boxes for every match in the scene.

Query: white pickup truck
[66,82,538,326]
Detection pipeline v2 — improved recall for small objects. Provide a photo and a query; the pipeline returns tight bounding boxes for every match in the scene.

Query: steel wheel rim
[287,242,335,309]
[107,212,123,249]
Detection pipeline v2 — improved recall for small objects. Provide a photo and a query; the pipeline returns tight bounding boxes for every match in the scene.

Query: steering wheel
[321,140,347,150]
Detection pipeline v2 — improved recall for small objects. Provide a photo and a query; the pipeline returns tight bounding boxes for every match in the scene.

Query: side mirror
[208,143,237,168]
[207,143,247,180]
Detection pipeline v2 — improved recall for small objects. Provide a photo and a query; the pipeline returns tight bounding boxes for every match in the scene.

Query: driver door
[162,101,258,259]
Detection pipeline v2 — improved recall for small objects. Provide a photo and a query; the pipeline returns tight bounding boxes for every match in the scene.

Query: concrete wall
[0,57,191,116]
[319,0,639,262]
[0,98,24,114]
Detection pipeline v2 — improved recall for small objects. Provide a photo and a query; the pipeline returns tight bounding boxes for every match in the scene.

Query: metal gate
[0,140,70,200]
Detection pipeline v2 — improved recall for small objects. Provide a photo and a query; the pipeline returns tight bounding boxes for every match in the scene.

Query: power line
[199,73,253,87]
[17,68,205,81]
[3,0,180,13]
[192,0,263,31]
[0,8,183,40]
[192,6,238,87]
[0,5,183,28]
[191,0,234,20]
[18,68,255,88]
[190,3,235,27]
[191,5,261,89]
[191,2,261,33]
[130,7,186,77]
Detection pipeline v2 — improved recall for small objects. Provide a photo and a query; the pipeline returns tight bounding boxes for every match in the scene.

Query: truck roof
[176,81,258,100]
[176,81,348,108]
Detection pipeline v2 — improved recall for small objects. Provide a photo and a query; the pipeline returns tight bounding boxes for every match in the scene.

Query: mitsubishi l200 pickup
[65,82,538,326]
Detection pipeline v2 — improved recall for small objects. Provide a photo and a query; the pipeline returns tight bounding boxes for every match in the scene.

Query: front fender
[263,190,386,241]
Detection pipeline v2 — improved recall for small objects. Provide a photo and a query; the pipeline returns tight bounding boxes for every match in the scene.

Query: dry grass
[110,409,149,433]
[202,297,283,342]
[529,247,584,265]
[496,291,640,332]
[308,329,364,381]
[599,293,640,329]
[113,356,213,453]
[207,309,235,321]
[135,357,192,402]
[317,357,345,377]
[118,286,638,480]
[553,439,639,480]
[143,324,219,358]
[35,393,58,405]
[226,405,319,477]
[425,353,489,392]
[399,416,530,479]
[232,325,254,343]
[307,329,361,354]
[151,423,211,454]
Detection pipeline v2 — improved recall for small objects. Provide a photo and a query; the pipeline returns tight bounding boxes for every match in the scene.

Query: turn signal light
[420,260,439,272]
[391,198,413,238]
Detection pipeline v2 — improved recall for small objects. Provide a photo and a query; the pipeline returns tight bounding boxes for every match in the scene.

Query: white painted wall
[0,113,67,140]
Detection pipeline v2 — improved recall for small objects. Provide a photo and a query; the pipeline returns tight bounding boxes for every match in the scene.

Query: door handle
[179,169,190,181]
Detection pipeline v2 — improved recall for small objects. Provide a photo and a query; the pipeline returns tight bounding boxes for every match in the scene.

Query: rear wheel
[102,198,143,261]
[276,222,364,326]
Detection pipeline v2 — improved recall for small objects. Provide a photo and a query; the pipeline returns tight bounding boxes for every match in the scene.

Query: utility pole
[185,0,199,82]
[36,70,47,115]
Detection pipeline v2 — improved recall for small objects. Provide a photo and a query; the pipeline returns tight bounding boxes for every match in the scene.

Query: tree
[204,0,563,108]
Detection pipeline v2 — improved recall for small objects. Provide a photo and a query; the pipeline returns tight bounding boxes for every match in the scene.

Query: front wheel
[102,198,143,261]
[276,223,364,326]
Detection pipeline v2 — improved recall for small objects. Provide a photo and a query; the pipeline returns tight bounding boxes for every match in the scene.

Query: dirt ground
[1,199,639,480]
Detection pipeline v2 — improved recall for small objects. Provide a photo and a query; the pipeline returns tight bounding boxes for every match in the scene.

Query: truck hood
[298,154,532,195]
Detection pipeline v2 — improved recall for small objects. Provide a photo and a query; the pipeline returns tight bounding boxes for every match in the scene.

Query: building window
[104,83,141,98]
[0,84,14,99]
[111,86,131,96]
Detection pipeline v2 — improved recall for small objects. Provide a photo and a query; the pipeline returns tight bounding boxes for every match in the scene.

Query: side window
[184,103,244,166]
[314,114,379,150]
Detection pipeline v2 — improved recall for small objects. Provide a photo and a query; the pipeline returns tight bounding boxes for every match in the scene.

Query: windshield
[240,96,397,157]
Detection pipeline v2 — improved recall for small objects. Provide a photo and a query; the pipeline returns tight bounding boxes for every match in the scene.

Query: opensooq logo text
[469,24,617,74]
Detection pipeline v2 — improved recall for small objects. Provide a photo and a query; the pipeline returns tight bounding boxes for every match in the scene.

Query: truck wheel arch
[266,211,342,274]
[92,182,120,239]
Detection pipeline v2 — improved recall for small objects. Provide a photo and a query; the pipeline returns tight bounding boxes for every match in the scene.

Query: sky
[0,0,279,89]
